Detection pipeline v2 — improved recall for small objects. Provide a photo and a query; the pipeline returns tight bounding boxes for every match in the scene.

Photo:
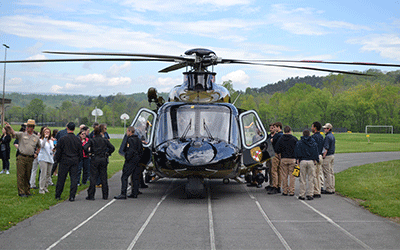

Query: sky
[1,0,400,96]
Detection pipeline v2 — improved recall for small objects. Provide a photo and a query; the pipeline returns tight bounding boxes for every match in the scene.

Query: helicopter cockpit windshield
[155,104,238,146]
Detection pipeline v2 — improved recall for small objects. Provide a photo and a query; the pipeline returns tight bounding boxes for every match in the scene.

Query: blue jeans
[76,158,90,184]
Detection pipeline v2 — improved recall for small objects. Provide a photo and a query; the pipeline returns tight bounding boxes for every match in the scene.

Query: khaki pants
[322,155,335,192]
[271,154,281,188]
[280,158,296,195]
[39,161,52,193]
[299,160,315,197]
[17,155,35,195]
[313,155,323,195]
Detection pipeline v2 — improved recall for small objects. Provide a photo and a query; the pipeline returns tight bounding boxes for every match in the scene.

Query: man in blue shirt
[311,122,324,198]
[322,123,336,194]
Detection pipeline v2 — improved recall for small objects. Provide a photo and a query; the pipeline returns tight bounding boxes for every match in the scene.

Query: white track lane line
[298,198,372,250]
[244,186,292,250]
[207,180,216,250]
[46,199,116,250]
[127,180,175,250]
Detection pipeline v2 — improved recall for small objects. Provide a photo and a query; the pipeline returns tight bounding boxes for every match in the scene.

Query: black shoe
[247,183,257,187]
[127,194,138,198]
[114,194,127,200]
[276,188,281,193]
[138,191,143,195]
[306,196,314,200]
[282,193,288,196]
[86,196,95,200]
[289,194,294,196]
[69,197,75,202]
[141,184,149,188]
[268,187,278,194]
[313,194,321,198]
[18,194,27,197]
[298,196,305,200]
[322,190,335,194]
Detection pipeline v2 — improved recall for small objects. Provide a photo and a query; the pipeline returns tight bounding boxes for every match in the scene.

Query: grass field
[0,127,399,230]
[336,159,400,220]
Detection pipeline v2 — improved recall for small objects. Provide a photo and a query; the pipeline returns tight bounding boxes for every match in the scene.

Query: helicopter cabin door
[238,110,268,167]
[131,108,157,148]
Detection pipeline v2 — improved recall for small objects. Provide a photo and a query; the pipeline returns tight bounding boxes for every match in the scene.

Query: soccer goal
[365,125,393,134]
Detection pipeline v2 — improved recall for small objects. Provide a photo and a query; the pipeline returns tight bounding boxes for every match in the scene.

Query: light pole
[2,44,9,127]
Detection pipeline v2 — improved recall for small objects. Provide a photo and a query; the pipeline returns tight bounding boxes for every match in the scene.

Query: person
[311,122,324,198]
[247,127,265,188]
[295,129,319,200]
[114,126,143,199]
[77,127,90,185]
[0,126,12,174]
[54,122,83,201]
[267,122,283,194]
[322,123,336,194]
[50,129,58,178]
[37,127,54,194]
[30,126,45,189]
[264,123,275,191]
[274,125,298,196]
[8,120,41,197]
[84,126,115,200]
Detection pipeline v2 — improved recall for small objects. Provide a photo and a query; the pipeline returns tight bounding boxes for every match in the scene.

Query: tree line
[4,70,400,133]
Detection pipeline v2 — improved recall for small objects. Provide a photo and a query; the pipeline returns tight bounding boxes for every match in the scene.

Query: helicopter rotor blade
[43,51,187,61]
[226,60,373,76]
[234,59,400,68]
[159,62,188,73]
[0,57,176,64]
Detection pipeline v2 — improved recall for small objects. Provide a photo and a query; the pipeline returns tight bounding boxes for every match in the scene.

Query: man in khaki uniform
[8,120,41,197]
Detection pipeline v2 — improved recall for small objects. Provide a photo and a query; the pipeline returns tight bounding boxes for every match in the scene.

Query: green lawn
[336,160,400,219]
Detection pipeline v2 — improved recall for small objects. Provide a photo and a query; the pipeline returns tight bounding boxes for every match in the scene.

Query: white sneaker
[0,170,4,174]
[6,171,9,175]
[39,190,45,194]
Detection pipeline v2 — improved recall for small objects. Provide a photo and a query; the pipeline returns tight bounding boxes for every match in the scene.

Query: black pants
[55,161,79,199]
[87,157,108,199]
[121,159,140,196]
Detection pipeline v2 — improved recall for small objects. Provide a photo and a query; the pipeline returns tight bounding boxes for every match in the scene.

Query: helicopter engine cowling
[154,138,240,178]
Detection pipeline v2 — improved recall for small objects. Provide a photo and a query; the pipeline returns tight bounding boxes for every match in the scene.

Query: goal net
[365,125,393,134]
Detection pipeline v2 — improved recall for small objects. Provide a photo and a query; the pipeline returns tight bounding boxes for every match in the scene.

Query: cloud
[268,4,371,36]
[8,77,23,86]
[221,70,250,88]
[347,34,400,61]
[106,62,131,77]
[121,0,252,12]
[50,85,63,93]
[155,77,181,92]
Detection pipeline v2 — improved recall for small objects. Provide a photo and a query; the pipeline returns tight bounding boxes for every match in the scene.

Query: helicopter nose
[185,140,216,165]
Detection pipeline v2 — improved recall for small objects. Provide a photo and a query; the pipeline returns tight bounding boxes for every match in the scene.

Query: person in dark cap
[54,122,83,201]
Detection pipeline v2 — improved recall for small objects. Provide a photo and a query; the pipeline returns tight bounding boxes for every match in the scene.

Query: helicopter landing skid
[185,176,205,198]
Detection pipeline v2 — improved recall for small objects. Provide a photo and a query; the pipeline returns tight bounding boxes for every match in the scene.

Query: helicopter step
[184,176,205,198]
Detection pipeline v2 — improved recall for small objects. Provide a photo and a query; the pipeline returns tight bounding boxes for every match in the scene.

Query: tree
[26,98,46,120]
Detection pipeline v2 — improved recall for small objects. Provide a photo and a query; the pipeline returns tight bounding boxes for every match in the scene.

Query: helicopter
[2,48,400,196]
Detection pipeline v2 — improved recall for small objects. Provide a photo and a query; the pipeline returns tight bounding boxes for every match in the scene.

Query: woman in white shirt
[38,127,54,194]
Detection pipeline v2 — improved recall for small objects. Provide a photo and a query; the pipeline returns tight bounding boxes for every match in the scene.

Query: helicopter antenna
[232,93,241,105]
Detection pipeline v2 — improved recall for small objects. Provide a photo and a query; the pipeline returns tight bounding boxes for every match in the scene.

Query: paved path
[1,152,399,249]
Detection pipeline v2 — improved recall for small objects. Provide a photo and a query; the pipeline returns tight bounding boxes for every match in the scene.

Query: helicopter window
[155,105,236,146]
[242,113,265,147]
[132,111,154,145]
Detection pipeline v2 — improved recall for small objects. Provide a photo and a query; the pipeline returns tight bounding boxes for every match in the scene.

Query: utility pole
[2,44,9,127]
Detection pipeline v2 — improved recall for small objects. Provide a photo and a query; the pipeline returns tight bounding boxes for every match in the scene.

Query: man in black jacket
[311,121,324,198]
[295,129,319,200]
[54,122,83,201]
[274,126,298,196]
[114,126,143,199]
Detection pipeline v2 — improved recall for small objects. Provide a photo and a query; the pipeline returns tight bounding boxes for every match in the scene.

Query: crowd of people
[1,119,145,202]
[260,121,336,200]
